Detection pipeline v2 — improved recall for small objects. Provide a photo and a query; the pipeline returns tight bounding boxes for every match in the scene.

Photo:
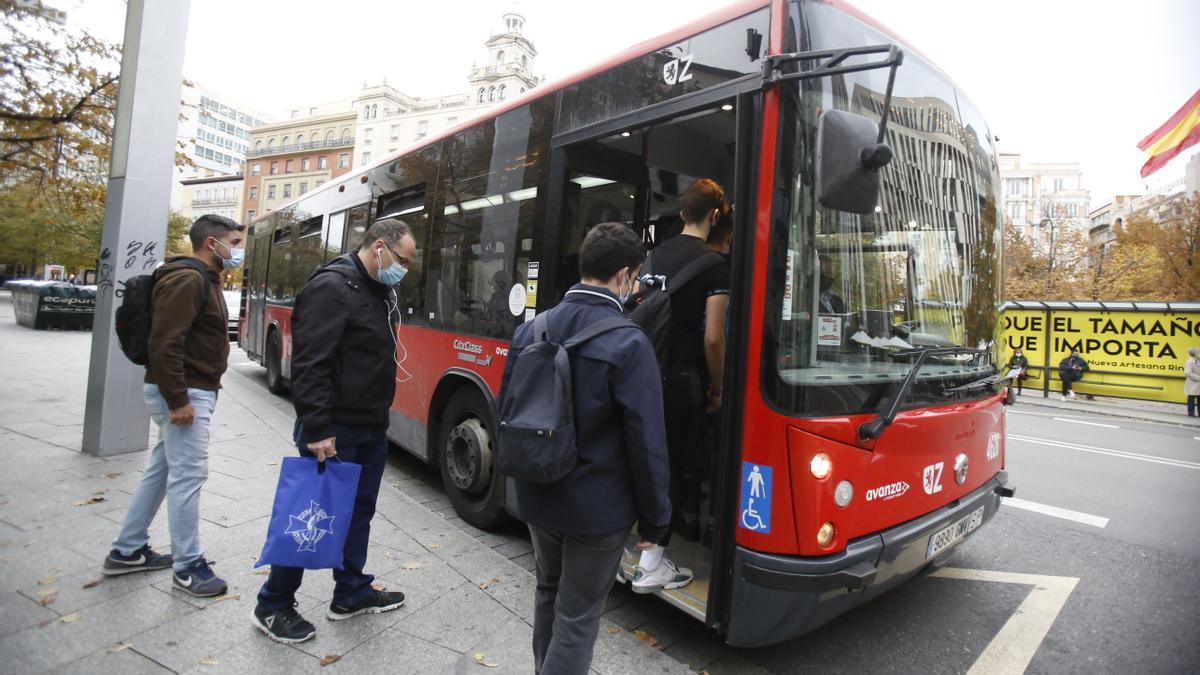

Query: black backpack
[627,250,725,367]
[115,258,211,366]
[496,309,633,483]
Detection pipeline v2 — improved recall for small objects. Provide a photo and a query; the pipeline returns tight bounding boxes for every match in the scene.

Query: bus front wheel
[265,331,287,395]
[437,388,506,529]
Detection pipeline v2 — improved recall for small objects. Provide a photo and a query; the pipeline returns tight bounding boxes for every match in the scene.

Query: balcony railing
[247,137,354,158]
[190,198,238,207]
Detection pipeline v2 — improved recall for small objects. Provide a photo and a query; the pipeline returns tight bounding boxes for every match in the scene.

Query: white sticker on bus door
[508,283,526,317]
[781,250,795,321]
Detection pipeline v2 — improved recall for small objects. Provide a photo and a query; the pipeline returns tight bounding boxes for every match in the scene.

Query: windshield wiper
[858,347,987,442]
[941,373,1003,395]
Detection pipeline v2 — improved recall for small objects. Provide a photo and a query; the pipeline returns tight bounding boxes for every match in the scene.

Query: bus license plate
[926,506,985,559]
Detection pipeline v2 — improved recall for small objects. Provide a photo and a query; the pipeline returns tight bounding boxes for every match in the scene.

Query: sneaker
[172,558,228,597]
[631,558,693,594]
[102,544,173,576]
[327,589,405,621]
[1060,394,1068,401]
[252,604,316,644]
[1069,391,1077,399]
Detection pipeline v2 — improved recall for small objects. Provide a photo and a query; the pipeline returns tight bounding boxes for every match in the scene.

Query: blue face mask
[214,240,244,269]
[376,247,408,286]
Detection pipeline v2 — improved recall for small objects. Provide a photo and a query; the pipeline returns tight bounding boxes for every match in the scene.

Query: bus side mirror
[816,109,893,215]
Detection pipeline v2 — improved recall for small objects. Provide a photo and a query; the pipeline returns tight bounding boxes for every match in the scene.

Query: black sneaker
[327,589,405,621]
[253,604,316,644]
[102,544,173,576]
[172,558,228,597]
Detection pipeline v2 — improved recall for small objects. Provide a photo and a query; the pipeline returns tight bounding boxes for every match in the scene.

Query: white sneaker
[630,558,693,594]
[1061,394,1068,401]
[1069,391,1077,399]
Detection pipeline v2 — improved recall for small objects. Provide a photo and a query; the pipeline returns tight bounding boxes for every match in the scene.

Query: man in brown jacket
[102,215,245,598]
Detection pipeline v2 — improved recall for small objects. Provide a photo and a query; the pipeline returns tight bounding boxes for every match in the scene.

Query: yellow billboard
[998,305,1200,403]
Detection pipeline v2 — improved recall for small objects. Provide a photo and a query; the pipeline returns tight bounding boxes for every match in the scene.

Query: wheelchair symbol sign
[739,462,772,533]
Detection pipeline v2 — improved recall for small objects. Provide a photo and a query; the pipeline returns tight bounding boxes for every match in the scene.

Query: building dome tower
[468,5,541,106]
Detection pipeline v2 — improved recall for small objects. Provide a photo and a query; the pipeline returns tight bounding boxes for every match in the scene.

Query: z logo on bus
[662,54,694,85]
[923,462,944,495]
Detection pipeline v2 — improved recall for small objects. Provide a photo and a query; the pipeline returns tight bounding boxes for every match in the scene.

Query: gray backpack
[496,310,634,483]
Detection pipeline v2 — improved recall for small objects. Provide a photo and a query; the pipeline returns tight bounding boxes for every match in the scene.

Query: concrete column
[82,0,191,456]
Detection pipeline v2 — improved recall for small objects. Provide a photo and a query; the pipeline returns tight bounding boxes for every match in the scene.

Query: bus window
[266,223,293,304]
[324,211,346,263]
[344,204,370,253]
[295,214,324,281]
[377,184,430,327]
[425,102,549,338]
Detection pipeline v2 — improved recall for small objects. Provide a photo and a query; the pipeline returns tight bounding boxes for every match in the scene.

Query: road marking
[1001,497,1109,528]
[1051,417,1119,429]
[1008,434,1200,471]
[931,568,1079,675]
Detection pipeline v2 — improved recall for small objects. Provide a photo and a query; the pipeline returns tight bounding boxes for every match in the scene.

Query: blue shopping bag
[256,457,362,570]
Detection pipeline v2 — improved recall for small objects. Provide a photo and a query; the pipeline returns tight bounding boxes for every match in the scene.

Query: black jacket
[291,253,397,443]
[1059,355,1089,380]
[498,284,672,543]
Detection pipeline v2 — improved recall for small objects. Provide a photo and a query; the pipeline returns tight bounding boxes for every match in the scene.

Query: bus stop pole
[82,0,191,456]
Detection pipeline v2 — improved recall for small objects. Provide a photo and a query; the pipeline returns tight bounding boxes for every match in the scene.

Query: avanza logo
[865,481,910,502]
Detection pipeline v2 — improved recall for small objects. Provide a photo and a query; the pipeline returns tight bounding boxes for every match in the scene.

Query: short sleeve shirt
[646,234,730,368]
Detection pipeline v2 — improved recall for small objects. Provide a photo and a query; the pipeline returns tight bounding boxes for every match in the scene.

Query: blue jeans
[256,420,388,611]
[112,384,217,571]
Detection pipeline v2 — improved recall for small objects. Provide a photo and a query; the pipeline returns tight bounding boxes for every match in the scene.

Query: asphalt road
[232,346,1200,674]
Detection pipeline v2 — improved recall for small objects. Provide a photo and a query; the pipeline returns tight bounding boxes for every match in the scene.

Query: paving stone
[589,619,693,675]
[177,633,322,674]
[396,583,517,652]
[16,562,165,615]
[481,572,537,625]
[57,643,175,675]
[0,589,58,639]
[0,585,195,675]
[130,589,281,672]
[331,625,461,674]
[453,615,536,674]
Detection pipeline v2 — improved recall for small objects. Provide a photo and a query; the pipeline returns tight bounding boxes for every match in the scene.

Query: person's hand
[635,540,657,551]
[169,404,195,426]
[706,387,723,414]
[307,436,337,462]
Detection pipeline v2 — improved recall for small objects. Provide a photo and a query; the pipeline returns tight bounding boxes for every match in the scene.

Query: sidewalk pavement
[0,294,709,674]
[1010,388,1200,429]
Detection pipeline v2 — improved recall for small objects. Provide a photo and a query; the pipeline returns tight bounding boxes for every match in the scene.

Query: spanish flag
[1138,88,1200,177]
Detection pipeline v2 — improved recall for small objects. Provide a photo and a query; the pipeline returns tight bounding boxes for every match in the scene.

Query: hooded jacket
[291,253,397,444]
[144,256,229,409]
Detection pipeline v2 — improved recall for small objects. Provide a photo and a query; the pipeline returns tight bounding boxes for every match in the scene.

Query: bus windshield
[762,1,1003,418]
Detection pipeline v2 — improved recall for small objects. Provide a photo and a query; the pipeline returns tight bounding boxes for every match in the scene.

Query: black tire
[436,388,508,529]
[265,330,288,395]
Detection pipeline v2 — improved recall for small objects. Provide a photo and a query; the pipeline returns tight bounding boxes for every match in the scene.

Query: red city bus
[240,0,1012,646]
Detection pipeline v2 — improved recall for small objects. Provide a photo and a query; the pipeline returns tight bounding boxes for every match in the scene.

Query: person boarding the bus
[252,218,417,643]
[101,215,245,597]
[633,178,730,591]
[499,222,672,674]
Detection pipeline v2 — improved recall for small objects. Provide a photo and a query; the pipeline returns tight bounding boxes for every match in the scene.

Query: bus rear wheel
[437,388,507,529]
[265,331,287,395]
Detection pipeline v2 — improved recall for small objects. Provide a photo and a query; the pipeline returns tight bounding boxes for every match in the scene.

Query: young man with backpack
[102,215,244,598]
[252,218,416,644]
[498,222,671,675]
[629,178,730,592]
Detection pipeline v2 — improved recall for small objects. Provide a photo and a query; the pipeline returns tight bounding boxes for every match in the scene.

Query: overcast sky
[66,0,1200,207]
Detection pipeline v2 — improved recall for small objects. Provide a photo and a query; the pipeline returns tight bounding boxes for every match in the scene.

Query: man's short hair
[189,214,245,250]
[680,178,727,225]
[579,222,645,281]
[707,210,734,245]
[360,217,413,249]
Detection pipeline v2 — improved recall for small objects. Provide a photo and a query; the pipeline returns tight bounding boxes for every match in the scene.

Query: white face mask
[618,269,635,305]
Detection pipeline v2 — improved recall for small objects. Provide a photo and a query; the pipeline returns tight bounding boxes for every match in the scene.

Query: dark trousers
[1061,373,1078,395]
[528,525,626,675]
[1188,395,1199,417]
[661,364,705,546]
[256,421,388,611]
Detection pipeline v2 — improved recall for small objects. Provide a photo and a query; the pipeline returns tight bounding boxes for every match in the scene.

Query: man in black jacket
[253,218,417,644]
[500,223,671,674]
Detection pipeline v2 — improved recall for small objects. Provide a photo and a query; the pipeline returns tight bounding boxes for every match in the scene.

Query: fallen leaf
[38,595,55,606]
[59,612,82,623]
[23,539,38,548]
[37,618,53,628]
[82,579,103,589]
[428,543,441,550]
[473,652,499,668]
[267,461,278,466]
[210,593,241,603]
[607,626,621,634]
[72,495,106,506]
[478,583,488,590]
[50,567,63,574]
[371,582,387,592]
[108,641,132,653]
[319,654,341,667]
[37,576,58,585]
[633,630,658,647]
[253,568,270,575]
[401,562,422,570]
[198,657,219,666]
[35,588,57,598]
[104,473,122,480]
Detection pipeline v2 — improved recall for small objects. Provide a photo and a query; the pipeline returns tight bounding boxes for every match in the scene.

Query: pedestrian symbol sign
[739,462,772,533]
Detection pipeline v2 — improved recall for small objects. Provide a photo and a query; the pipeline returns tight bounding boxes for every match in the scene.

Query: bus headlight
[817,521,836,548]
[834,480,854,507]
[810,453,832,479]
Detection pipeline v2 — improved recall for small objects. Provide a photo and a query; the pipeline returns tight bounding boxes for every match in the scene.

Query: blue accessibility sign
[739,462,772,533]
